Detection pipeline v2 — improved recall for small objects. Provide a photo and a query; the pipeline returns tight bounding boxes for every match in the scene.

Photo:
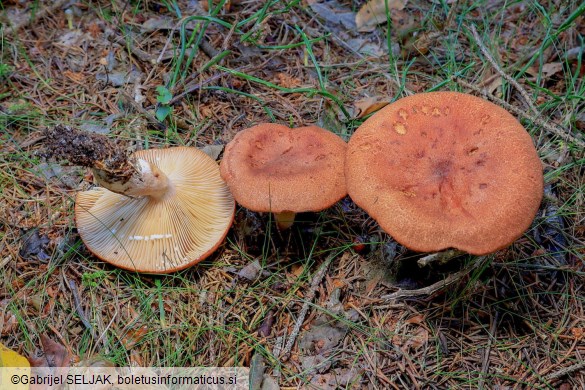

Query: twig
[168,71,234,105]
[545,362,585,382]
[279,253,338,361]
[467,24,585,148]
[381,257,487,300]
[3,0,69,36]
[65,276,95,336]
[454,78,585,148]
[478,311,499,390]
[469,24,539,117]
[417,249,465,268]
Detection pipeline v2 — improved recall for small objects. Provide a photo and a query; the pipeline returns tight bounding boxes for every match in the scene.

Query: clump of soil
[42,125,135,183]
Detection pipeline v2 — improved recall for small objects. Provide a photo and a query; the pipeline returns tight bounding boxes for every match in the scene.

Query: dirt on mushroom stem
[42,125,136,185]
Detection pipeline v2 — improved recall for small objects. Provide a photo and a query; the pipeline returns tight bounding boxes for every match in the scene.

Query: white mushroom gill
[75,147,235,273]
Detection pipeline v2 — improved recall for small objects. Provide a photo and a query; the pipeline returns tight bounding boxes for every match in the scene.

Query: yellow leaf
[0,342,30,390]
[356,0,408,32]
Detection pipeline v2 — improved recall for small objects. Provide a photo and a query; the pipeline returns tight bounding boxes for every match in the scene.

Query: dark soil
[42,125,134,181]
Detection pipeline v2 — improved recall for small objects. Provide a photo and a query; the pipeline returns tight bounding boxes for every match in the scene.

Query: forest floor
[1,0,584,389]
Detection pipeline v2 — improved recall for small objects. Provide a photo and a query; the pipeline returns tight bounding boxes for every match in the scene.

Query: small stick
[478,311,499,390]
[417,249,465,268]
[469,24,540,117]
[454,78,585,148]
[66,278,95,335]
[545,362,585,382]
[468,24,585,147]
[381,257,486,300]
[279,253,338,361]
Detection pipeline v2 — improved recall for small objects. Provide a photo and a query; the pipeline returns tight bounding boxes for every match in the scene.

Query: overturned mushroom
[220,123,347,229]
[346,92,543,255]
[45,126,234,273]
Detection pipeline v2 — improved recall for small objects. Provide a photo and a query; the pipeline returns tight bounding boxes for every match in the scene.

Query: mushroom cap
[220,123,347,213]
[346,92,543,255]
[75,146,235,273]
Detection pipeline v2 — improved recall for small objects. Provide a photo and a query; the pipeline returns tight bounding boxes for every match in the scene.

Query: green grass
[1,0,584,388]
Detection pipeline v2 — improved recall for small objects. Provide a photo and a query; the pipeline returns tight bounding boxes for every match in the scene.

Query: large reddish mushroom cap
[346,92,543,255]
[220,123,347,214]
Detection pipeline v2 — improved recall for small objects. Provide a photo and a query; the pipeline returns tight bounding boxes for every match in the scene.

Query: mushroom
[42,125,234,273]
[346,91,543,255]
[220,123,347,229]
[74,146,235,273]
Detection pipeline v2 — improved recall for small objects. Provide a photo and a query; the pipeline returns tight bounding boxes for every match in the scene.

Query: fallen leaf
[19,229,50,261]
[353,97,390,118]
[29,334,72,368]
[406,327,429,350]
[405,314,425,325]
[0,343,30,390]
[526,62,563,80]
[311,368,361,390]
[0,342,29,367]
[542,62,563,78]
[257,310,275,337]
[64,70,85,83]
[298,324,346,354]
[120,325,149,350]
[571,327,584,340]
[307,0,357,30]
[356,0,408,32]
[300,354,332,374]
[238,259,262,281]
[1,313,18,335]
[276,72,302,88]
[29,335,73,390]
[200,144,224,160]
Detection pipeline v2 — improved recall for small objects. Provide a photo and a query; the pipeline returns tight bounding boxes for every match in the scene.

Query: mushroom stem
[274,211,296,230]
[43,125,172,200]
[92,158,172,200]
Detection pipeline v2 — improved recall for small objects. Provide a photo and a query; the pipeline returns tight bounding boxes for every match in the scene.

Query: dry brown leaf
[406,327,429,350]
[405,314,425,325]
[356,0,408,32]
[120,325,149,350]
[29,335,73,390]
[291,263,305,278]
[29,334,72,368]
[353,97,390,118]
[276,72,302,88]
[570,327,584,340]
[541,62,564,78]
[526,62,563,80]
[481,74,503,96]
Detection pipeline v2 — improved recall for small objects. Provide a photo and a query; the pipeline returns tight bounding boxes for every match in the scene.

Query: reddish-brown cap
[220,123,347,214]
[346,92,543,255]
[75,147,235,273]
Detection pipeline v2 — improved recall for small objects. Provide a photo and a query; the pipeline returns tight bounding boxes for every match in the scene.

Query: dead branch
[381,257,487,301]
[454,78,585,148]
[279,252,338,361]
[467,24,585,148]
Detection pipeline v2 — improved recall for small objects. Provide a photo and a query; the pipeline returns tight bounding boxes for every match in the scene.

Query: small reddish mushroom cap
[346,92,543,255]
[220,123,347,214]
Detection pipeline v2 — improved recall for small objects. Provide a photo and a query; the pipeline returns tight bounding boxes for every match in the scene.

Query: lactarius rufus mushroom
[220,123,347,230]
[346,92,543,255]
[44,126,235,273]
